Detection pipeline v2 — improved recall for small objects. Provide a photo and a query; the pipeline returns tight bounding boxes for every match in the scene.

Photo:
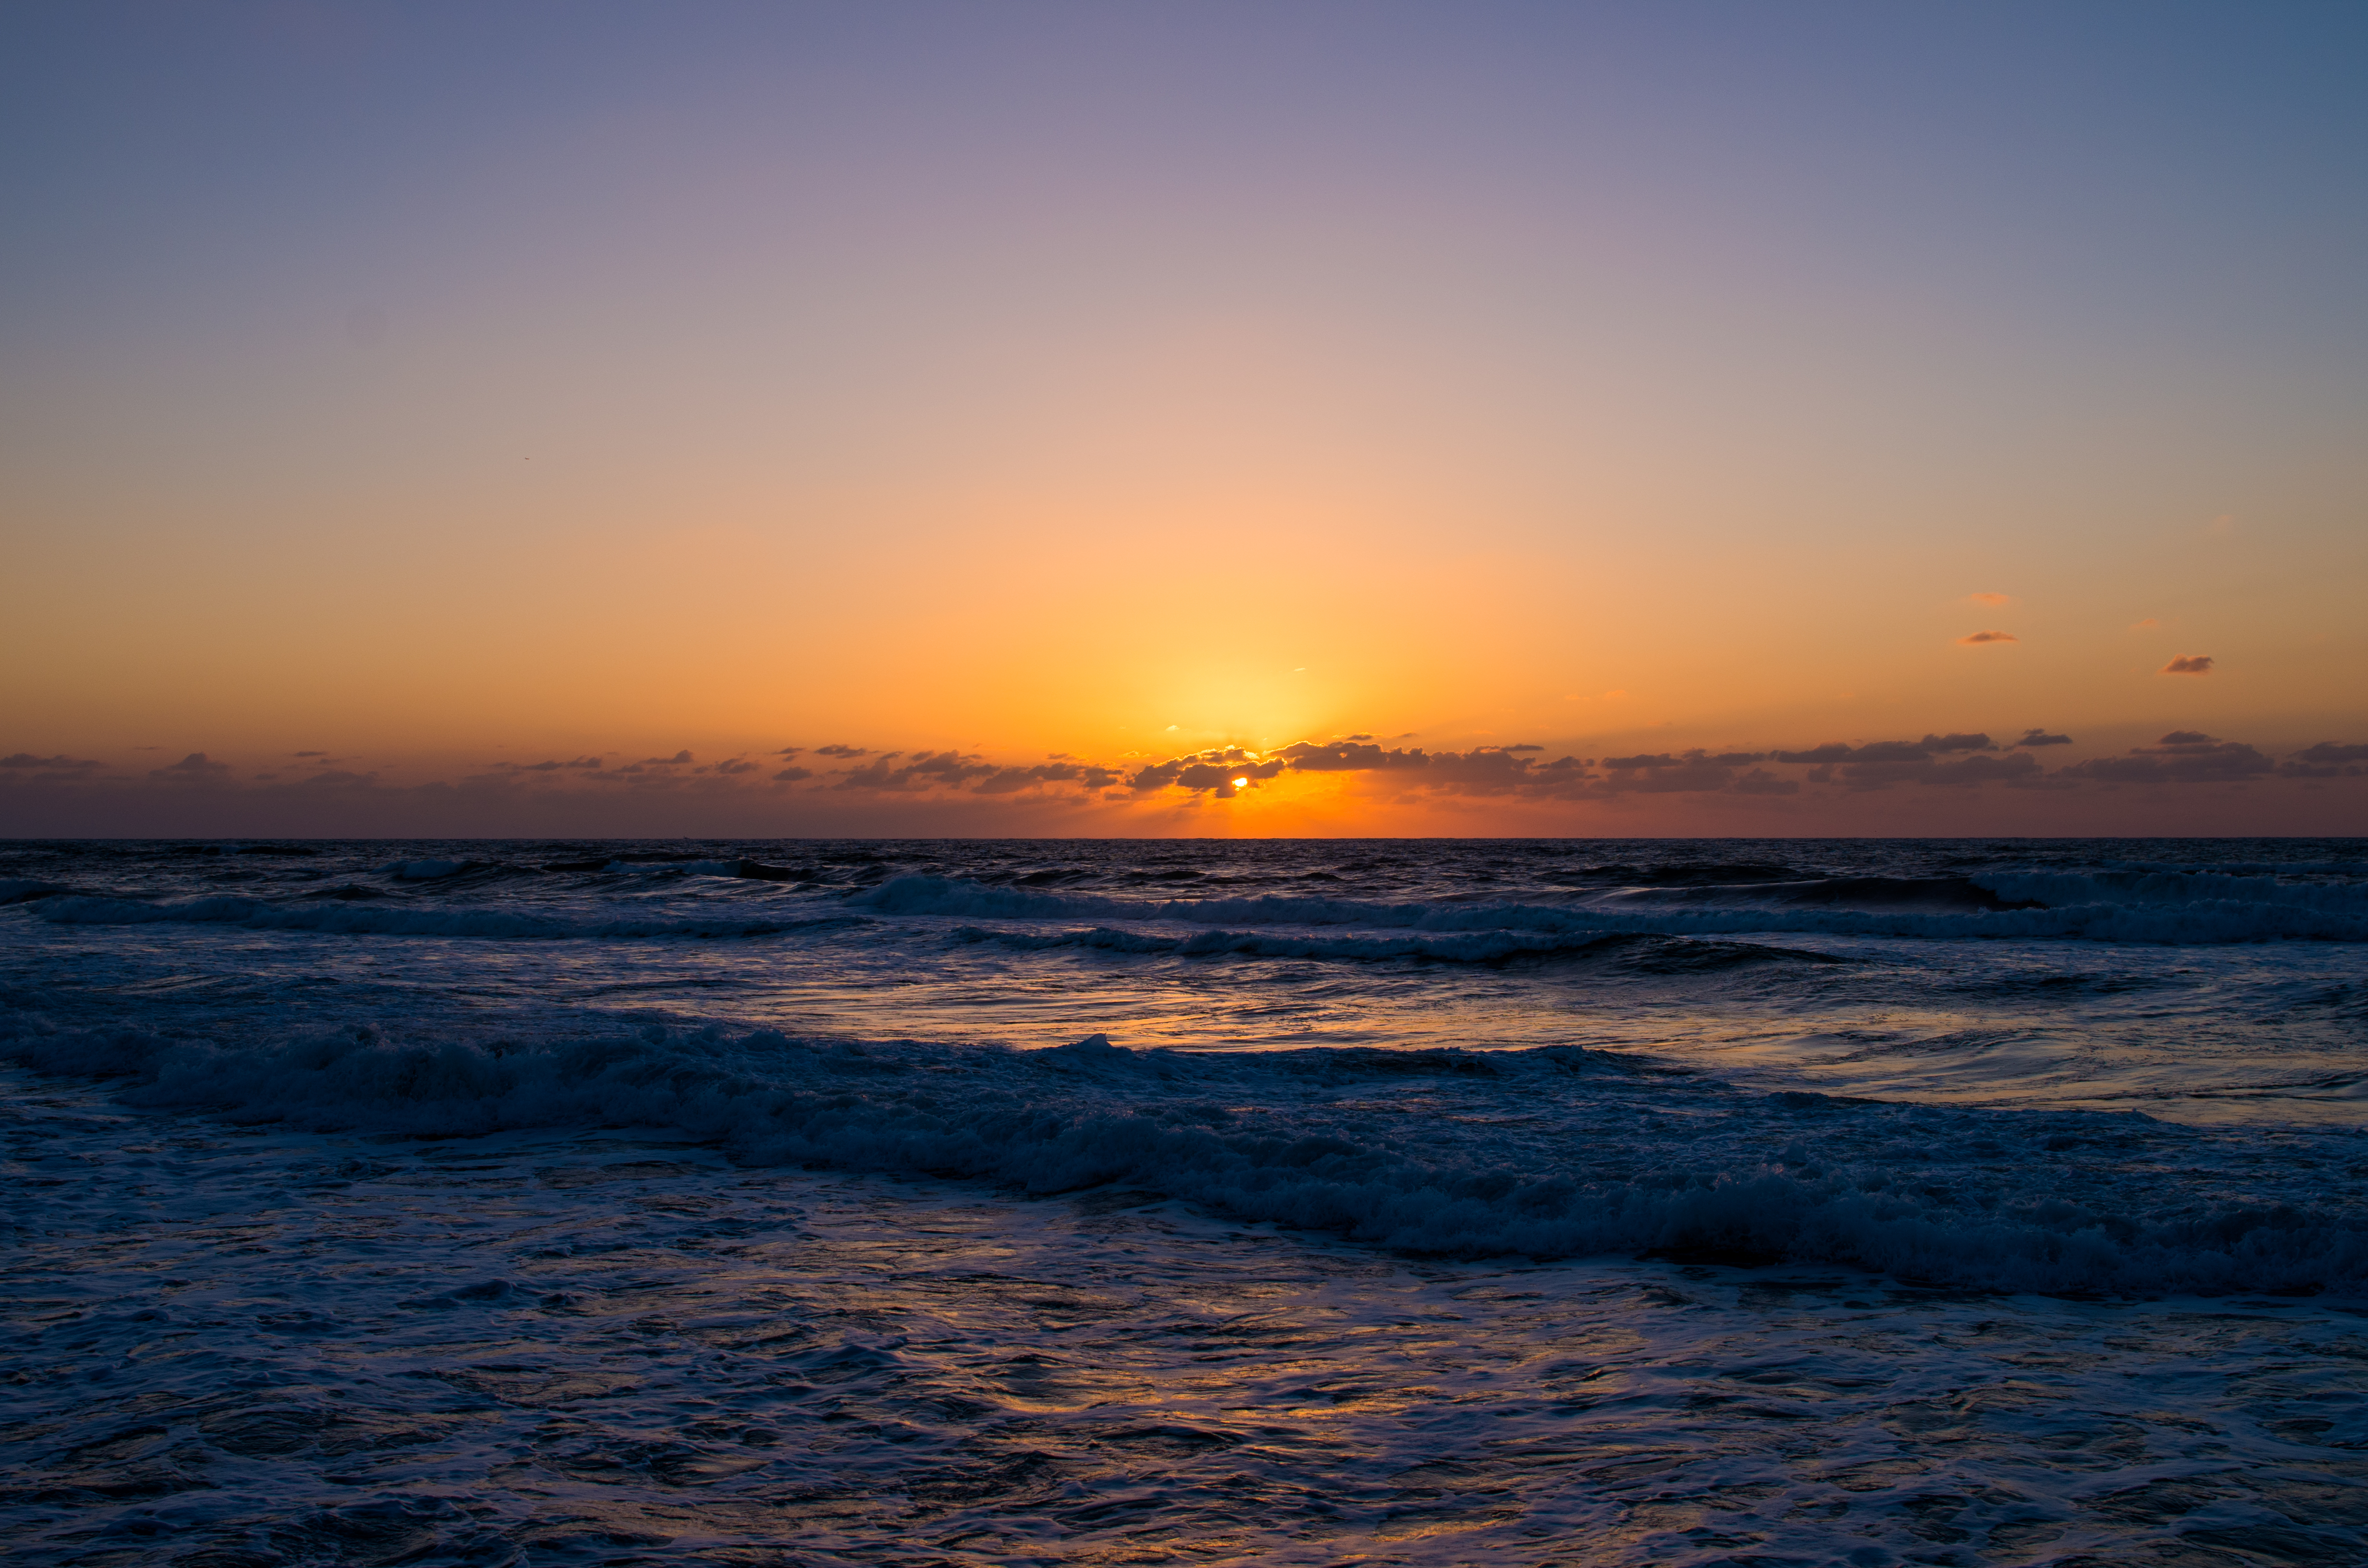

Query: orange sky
[4,5,2364,836]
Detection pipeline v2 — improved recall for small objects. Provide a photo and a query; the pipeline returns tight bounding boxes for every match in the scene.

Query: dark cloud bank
[4,725,2365,835]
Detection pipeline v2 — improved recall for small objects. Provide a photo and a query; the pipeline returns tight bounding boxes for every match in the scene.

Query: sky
[4,1,2365,837]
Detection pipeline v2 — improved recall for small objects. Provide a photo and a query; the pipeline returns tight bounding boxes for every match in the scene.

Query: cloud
[829,749,1121,796]
[1958,630,2018,645]
[641,749,694,764]
[1773,735,1995,765]
[2160,655,2214,675]
[774,746,803,757]
[1595,750,1771,795]
[294,750,327,757]
[774,766,814,783]
[2061,732,2271,784]
[2281,741,2368,779]
[0,753,106,775]
[1130,748,1290,795]
[1762,734,2051,791]
[2130,617,2159,630]
[814,744,869,758]
[148,752,232,783]
[1262,742,1602,797]
[498,756,603,772]
[2013,730,2072,747]
[1966,592,2011,606]
[714,757,757,775]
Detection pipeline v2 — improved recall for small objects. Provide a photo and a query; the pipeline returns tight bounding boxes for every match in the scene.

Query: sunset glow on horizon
[5,2,2365,837]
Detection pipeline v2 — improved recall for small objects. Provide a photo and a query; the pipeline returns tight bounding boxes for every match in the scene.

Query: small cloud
[774,746,804,757]
[1293,667,1307,672]
[715,757,757,774]
[2160,655,2215,675]
[774,766,814,783]
[814,744,868,758]
[1344,734,1374,742]
[294,750,327,757]
[2129,617,2159,630]
[1958,630,2018,645]
[641,749,694,764]
[1505,743,1544,752]
[148,752,232,783]
[1164,725,1180,732]
[2014,729,2072,748]
[1966,592,2010,606]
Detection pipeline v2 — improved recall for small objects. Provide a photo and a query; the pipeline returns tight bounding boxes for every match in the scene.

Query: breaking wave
[4,1004,2362,1298]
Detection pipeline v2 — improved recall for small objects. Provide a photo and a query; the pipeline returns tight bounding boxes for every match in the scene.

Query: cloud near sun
[9,728,2366,831]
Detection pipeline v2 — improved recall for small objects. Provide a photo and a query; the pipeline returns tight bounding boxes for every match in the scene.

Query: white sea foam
[5,1009,2359,1297]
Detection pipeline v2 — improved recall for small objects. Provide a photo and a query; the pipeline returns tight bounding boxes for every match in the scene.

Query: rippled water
[5,837,2368,1563]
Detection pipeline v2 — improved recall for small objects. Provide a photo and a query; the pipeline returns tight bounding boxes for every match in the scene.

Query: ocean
[5,837,2367,1565]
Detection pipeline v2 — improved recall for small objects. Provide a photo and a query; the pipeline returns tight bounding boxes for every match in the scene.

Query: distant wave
[951,925,1844,969]
[5,1006,2362,1297]
[22,867,2368,946]
[24,894,863,942]
[856,874,2368,944]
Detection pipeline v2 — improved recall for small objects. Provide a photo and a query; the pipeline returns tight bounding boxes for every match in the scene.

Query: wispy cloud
[2013,729,2072,748]
[1966,592,2011,606]
[2160,654,2214,675]
[0,752,106,775]
[1958,630,2018,645]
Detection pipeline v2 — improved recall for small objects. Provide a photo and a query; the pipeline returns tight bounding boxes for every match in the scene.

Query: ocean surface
[5,836,2368,1566]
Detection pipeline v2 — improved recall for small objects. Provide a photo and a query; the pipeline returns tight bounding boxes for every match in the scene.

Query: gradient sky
[5,1,2365,836]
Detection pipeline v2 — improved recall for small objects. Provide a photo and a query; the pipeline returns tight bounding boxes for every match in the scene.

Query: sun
[1231,776,1249,788]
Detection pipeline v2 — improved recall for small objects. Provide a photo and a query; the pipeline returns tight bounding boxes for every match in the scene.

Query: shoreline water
[7,837,2368,1562]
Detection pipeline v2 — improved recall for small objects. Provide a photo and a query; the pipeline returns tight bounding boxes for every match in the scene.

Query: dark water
[5,838,2368,1564]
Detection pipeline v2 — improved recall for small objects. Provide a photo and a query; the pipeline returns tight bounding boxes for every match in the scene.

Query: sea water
[4,838,2366,1565]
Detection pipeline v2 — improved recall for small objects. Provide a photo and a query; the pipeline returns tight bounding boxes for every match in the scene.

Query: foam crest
[5,1006,2361,1297]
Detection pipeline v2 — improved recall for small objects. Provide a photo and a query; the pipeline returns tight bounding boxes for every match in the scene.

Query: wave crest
[6,1006,2361,1297]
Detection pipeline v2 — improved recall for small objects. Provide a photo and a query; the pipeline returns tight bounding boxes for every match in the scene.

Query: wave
[22,894,864,942]
[5,1006,2362,1298]
[1973,868,2368,916]
[853,874,2368,944]
[951,925,1844,969]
